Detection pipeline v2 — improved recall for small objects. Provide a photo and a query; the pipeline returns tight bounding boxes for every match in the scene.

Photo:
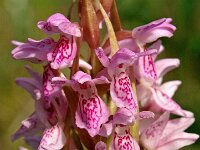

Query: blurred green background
[0,0,199,149]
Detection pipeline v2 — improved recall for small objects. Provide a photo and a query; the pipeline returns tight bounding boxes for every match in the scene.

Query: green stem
[95,0,119,55]
[129,67,139,142]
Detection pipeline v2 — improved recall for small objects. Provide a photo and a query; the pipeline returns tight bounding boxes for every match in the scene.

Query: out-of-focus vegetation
[0,0,199,149]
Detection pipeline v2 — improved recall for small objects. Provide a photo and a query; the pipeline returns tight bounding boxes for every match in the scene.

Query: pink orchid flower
[11,38,92,70]
[52,71,110,137]
[95,47,157,115]
[15,66,67,126]
[115,18,175,84]
[140,112,199,150]
[137,58,193,117]
[38,13,81,69]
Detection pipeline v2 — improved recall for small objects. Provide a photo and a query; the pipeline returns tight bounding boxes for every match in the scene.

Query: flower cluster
[11,1,198,150]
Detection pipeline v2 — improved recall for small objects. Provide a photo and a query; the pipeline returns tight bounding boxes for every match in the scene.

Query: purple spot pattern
[43,65,57,107]
[113,129,134,150]
[142,55,157,80]
[51,35,75,68]
[113,71,137,113]
[78,83,102,129]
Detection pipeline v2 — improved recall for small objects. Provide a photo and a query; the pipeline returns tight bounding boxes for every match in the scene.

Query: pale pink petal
[161,117,195,141]
[12,40,24,46]
[104,38,139,54]
[38,123,66,150]
[27,38,55,50]
[112,108,135,125]
[48,35,77,69]
[136,84,152,106]
[157,132,199,150]
[118,38,139,52]
[47,13,70,26]
[155,58,180,79]
[77,58,92,70]
[58,22,81,37]
[11,38,55,63]
[92,76,110,84]
[52,77,71,86]
[150,88,181,112]
[171,109,194,118]
[71,71,92,84]
[98,122,113,137]
[149,40,164,60]
[37,13,81,37]
[132,18,176,45]
[150,88,191,117]
[12,45,49,63]
[159,80,181,98]
[139,111,155,120]
[95,141,106,150]
[37,13,70,34]
[141,112,169,150]
[19,146,29,150]
[95,47,110,67]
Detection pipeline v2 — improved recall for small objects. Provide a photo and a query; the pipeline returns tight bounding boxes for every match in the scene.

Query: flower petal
[150,88,190,117]
[95,47,110,67]
[92,76,110,84]
[75,93,109,137]
[161,117,195,141]
[95,141,106,150]
[11,38,55,63]
[71,71,92,84]
[157,132,199,150]
[155,58,180,79]
[43,65,60,107]
[16,78,42,100]
[110,70,138,114]
[139,111,155,120]
[111,127,140,150]
[48,35,77,69]
[58,22,81,37]
[112,108,135,125]
[134,54,157,84]
[37,13,70,34]
[141,112,169,150]
[159,80,182,98]
[38,123,66,150]
[12,113,44,141]
[98,122,113,137]
[132,18,176,45]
